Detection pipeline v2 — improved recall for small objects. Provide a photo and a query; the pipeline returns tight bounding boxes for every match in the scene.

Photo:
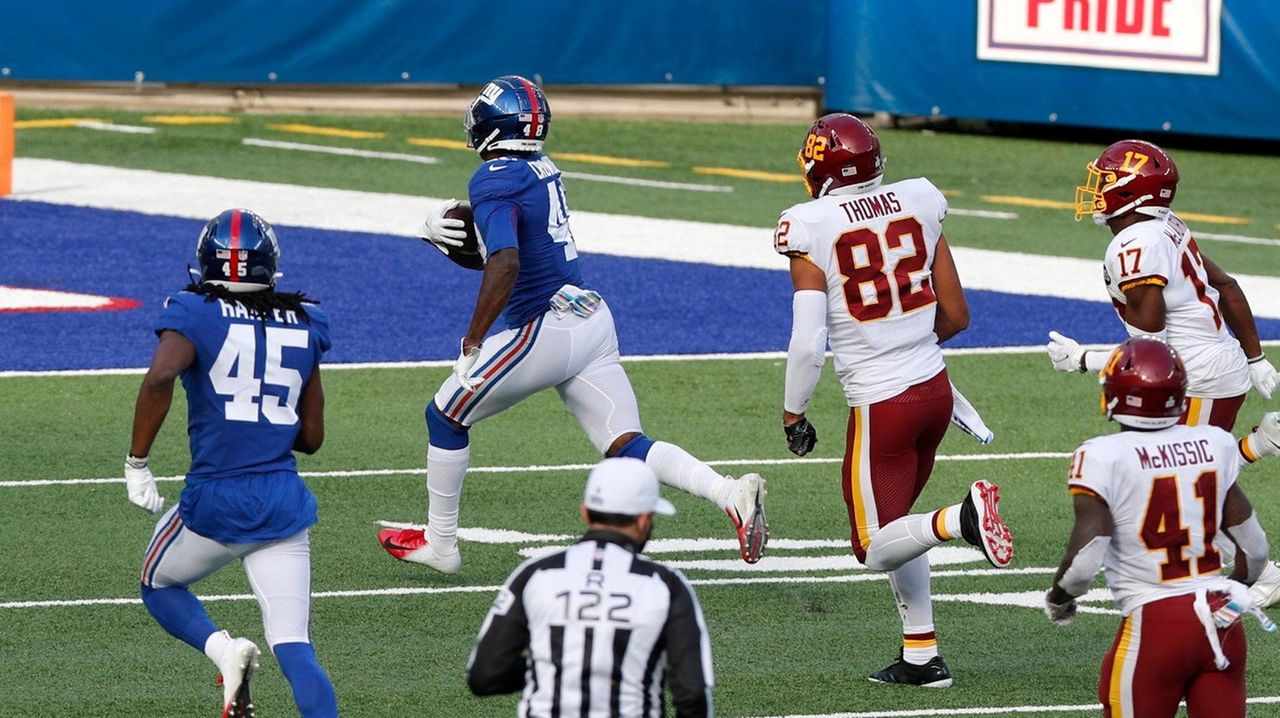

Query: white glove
[124,455,164,514]
[453,341,483,391]
[1248,354,1279,400]
[1044,590,1077,626]
[419,199,469,248]
[1046,331,1088,373]
[1249,412,1280,458]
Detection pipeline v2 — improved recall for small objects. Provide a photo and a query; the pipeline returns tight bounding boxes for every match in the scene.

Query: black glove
[784,418,817,456]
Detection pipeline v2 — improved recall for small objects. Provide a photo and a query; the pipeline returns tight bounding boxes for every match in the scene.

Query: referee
[468,458,714,717]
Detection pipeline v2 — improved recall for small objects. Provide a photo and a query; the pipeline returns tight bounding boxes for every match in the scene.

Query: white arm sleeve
[1082,349,1113,373]
[1058,535,1110,597]
[784,290,828,415]
[1225,511,1270,584]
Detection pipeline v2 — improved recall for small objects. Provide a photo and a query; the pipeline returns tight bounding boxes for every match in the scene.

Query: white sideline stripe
[243,138,439,164]
[75,121,157,135]
[0,452,1069,488]
[752,696,1280,718]
[560,171,733,193]
[12,339,1249,378]
[0,566,1054,610]
[13,160,1280,317]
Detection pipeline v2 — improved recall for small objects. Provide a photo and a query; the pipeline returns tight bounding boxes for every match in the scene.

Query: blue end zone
[2,200,1277,371]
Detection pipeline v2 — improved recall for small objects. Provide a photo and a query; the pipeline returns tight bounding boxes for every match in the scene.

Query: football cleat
[726,473,769,564]
[217,637,260,718]
[960,480,1014,568]
[868,651,953,688]
[378,528,462,574]
[1249,561,1280,609]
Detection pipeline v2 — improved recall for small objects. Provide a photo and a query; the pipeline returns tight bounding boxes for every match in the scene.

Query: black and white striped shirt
[468,530,714,717]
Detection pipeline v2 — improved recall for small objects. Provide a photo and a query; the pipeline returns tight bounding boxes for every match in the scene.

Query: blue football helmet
[196,209,280,293]
[464,75,551,155]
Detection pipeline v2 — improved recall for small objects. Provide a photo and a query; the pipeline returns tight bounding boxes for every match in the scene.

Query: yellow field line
[268,123,385,140]
[981,195,1073,210]
[693,166,798,182]
[144,115,237,125]
[981,194,1250,225]
[407,137,469,150]
[940,189,965,197]
[14,118,101,129]
[551,152,669,168]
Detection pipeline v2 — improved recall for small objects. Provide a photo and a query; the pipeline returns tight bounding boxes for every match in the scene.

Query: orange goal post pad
[0,93,12,196]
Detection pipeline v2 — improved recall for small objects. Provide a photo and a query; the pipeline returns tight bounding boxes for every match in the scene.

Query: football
[436,203,485,270]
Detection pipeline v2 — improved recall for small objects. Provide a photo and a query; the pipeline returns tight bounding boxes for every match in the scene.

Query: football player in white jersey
[776,113,1014,688]
[1045,337,1280,718]
[1047,139,1280,604]
[1047,139,1278,430]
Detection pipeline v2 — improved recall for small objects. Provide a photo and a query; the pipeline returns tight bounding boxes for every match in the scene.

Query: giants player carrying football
[379,75,768,572]
[1045,337,1280,718]
[1047,139,1280,606]
[776,113,1013,687]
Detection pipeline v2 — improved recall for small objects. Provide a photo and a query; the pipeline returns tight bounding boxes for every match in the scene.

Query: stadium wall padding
[0,0,823,86]
[4,1,1278,141]
[821,0,1280,141]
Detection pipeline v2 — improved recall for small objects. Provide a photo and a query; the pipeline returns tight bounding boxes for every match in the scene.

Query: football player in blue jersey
[379,75,769,572]
[125,209,337,718]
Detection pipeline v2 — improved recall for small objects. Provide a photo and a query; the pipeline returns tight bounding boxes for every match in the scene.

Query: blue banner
[823,0,1280,141]
[0,0,822,86]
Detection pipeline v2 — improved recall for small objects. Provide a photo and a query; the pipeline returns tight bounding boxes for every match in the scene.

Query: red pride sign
[978,0,1221,75]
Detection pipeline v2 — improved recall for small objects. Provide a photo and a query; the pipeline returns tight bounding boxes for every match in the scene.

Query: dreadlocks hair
[184,282,316,323]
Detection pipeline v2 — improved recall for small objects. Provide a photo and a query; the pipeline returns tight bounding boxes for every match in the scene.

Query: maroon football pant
[1099,593,1245,718]
[842,369,952,562]
[1179,394,1245,431]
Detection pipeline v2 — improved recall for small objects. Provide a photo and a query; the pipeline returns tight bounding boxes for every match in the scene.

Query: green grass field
[5,108,1280,717]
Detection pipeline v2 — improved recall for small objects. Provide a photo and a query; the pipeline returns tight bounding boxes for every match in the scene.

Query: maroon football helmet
[797,113,884,199]
[1100,337,1188,429]
[1075,139,1178,222]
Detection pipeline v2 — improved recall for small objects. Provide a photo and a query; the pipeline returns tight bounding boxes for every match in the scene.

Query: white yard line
[0,566,1054,610]
[1197,231,1280,248]
[243,138,439,164]
[750,696,1280,718]
[560,171,733,193]
[948,208,1017,220]
[0,452,1069,489]
[75,121,157,134]
[12,159,1280,317]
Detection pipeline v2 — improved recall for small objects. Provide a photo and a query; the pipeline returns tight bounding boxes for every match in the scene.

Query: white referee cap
[583,458,676,516]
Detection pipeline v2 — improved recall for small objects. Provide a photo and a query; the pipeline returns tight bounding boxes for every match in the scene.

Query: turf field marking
[552,152,671,168]
[242,138,439,164]
[266,123,385,139]
[14,117,106,129]
[980,195,1251,226]
[692,166,797,182]
[0,452,1070,489]
[751,697,1280,717]
[143,115,237,126]
[947,208,1017,220]
[0,566,1056,610]
[406,137,470,150]
[1196,231,1280,248]
[75,121,157,134]
[4,340,1201,378]
[560,170,733,193]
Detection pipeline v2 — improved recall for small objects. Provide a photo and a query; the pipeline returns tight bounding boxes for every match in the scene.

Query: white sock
[425,444,469,553]
[645,441,732,508]
[863,504,960,571]
[887,556,938,665]
[203,629,231,665]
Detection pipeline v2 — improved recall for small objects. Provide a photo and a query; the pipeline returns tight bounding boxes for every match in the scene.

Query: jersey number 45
[210,324,310,425]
